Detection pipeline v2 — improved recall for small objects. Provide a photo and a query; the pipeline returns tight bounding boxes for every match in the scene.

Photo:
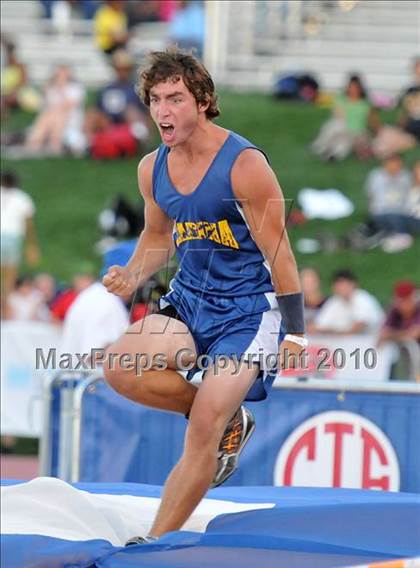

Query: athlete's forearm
[260,217,301,295]
[272,248,301,295]
[126,229,175,286]
[264,233,306,336]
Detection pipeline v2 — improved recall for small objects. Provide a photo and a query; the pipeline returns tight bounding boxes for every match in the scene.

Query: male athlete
[102,48,307,543]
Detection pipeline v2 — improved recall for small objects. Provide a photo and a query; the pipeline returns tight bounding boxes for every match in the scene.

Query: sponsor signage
[274,411,400,491]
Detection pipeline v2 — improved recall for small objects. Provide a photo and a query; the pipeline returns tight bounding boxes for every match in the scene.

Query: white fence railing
[2,321,418,438]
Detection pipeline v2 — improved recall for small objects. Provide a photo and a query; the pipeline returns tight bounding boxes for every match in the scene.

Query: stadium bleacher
[206,0,419,94]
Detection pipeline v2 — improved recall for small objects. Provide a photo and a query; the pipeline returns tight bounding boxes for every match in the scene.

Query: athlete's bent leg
[103,314,198,415]
[148,360,259,537]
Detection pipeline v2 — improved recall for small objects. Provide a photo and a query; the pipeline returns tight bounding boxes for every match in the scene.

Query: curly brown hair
[136,47,220,120]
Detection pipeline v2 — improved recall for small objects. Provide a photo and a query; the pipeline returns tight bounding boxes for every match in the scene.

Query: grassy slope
[2,92,418,302]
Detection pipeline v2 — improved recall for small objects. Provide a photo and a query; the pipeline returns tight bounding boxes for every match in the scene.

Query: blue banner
[69,381,419,493]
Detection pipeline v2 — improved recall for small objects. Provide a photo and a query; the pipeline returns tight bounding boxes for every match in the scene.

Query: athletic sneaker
[125,535,158,546]
[211,406,255,488]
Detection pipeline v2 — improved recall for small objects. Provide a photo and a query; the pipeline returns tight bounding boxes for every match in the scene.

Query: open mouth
[160,123,175,138]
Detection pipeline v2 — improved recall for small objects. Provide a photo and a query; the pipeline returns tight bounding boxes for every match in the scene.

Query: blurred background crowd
[1,0,419,458]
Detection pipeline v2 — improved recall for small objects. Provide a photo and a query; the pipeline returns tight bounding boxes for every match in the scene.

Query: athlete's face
[149,77,206,147]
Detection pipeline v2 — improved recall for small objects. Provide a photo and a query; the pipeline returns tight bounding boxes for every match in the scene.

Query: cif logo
[274,411,400,491]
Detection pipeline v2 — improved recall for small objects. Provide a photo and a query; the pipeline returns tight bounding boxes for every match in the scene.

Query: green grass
[2,92,418,303]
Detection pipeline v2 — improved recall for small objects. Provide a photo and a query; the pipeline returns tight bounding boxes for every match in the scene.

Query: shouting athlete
[103,48,307,543]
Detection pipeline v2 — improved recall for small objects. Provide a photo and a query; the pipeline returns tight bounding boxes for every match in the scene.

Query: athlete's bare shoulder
[138,149,159,179]
[232,147,277,199]
[137,149,159,199]
[234,147,268,170]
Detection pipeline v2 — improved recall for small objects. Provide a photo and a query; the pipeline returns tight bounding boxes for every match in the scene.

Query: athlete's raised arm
[232,148,307,366]
[102,151,175,296]
[232,148,300,295]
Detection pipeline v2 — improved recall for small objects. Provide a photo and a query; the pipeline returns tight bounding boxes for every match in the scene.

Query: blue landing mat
[2,481,419,568]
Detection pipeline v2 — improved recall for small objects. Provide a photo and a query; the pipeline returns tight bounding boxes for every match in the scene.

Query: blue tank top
[152,131,275,299]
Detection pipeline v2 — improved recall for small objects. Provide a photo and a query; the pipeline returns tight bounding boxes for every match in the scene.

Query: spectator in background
[60,276,129,363]
[0,41,40,116]
[299,267,327,326]
[373,57,420,159]
[312,74,375,160]
[96,49,148,125]
[365,154,416,235]
[94,0,128,57]
[5,275,51,321]
[84,50,150,159]
[25,65,86,156]
[33,272,57,307]
[50,271,95,321]
[59,244,136,363]
[1,171,39,317]
[379,281,420,345]
[378,281,420,381]
[125,0,161,25]
[310,270,384,335]
[169,1,205,58]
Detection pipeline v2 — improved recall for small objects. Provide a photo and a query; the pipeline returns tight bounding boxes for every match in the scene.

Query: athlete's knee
[186,407,226,451]
[103,344,137,395]
[103,348,157,403]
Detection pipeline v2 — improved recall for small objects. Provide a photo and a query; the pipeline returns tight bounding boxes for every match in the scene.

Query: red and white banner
[274,411,400,491]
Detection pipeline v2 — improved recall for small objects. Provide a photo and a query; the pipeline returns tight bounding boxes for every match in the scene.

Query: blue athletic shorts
[159,288,283,401]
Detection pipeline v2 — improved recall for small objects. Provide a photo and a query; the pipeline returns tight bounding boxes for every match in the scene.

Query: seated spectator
[94,0,128,56]
[372,57,420,159]
[1,40,40,116]
[169,1,205,58]
[379,281,420,345]
[33,272,57,307]
[378,281,420,381]
[365,154,418,235]
[1,171,39,316]
[125,0,161,25]
[310,270,384,335]
[84,50,150,159]
[312,74,375,160]
[50,271,95,321]
[96,50,148,124]
[6,275,51,321]
[25,65,86,156]
[299,267,327,325]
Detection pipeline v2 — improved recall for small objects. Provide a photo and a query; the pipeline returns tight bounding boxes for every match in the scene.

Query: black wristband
[276,292,306,334]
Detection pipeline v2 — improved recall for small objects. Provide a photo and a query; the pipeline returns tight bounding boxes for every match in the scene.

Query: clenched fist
[279,339,305,371]
[102,265,137,296]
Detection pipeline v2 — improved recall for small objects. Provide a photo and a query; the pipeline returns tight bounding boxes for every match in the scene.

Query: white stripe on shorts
[242,307,282,373]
